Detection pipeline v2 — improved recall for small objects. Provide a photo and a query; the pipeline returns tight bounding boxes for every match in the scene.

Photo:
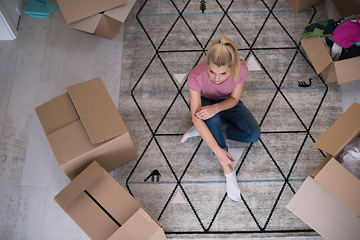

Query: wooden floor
[0,1,358,240]
[0,9,125,239]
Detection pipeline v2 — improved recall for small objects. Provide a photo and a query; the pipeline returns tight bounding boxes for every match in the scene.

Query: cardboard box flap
[47,120,98,168]
[301,36,333,74]
[67,191,120,240]
[94,15,122,40]
[104,0,136,22]
[70,0,135,35]
[67,78,128,144]
[334,56,360,84]
[108,208,167,240]
[315,157,360,217]
[57,0,127,24]
[319,63,337,84]
[35,93,79,135]
[54,162,105,209]
[314,102,360,156]
[86,171,159,226]
[311,154,332,177]
[70,14,102,34]
[286,176,360,240]
[71,14,122,39]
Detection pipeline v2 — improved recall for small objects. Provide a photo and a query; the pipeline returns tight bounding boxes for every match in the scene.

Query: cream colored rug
[115,0,342,238]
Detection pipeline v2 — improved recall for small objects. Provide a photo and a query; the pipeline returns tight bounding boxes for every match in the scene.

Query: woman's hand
[215,148,234,165]
[194,105,219,120]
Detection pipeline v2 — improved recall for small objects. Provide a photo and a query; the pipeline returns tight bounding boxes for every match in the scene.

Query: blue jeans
[201,97,261,150]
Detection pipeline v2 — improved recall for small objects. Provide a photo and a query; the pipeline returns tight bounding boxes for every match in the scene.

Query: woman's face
[207,62,231,84]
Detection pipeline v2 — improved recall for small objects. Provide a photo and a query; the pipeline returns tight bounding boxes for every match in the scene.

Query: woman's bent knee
[204,113,222,126]
[248,127,261,143]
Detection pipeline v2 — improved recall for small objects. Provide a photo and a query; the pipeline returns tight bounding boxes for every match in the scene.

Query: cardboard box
[56,0,136,39]
[287,102,360,240]
[301,35,360,84]
[36,77,137,180]
[331,0,360,17]
[55,161,167,240]
[108,208,167,240]
[285,0,323,12]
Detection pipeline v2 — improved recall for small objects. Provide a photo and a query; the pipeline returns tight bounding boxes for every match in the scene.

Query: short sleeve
[187,73,202,92]
[238,64,248,84]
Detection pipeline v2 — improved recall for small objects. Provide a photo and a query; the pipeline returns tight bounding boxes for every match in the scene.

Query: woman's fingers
[195,107,213,120]
[227,153,234,162]
[223,157,234,165]
[221,154,234,165]
[195,108,207,119]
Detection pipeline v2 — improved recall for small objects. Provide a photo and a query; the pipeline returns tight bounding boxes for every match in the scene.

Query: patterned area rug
[114,0,343,238]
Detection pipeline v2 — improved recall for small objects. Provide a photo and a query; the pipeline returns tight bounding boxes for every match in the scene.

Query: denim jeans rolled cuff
[201,97,260,150]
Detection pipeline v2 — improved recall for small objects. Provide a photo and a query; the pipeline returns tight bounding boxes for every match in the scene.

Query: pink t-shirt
[187,60,248,100]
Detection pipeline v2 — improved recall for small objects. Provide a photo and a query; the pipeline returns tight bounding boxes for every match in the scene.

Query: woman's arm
[189,89,234,165]
[194,83,244,121]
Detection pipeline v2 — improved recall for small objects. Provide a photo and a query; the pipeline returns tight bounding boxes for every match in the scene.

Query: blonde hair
[206,37,246,82]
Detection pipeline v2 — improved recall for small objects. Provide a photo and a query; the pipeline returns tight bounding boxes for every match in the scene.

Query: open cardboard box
[56,0,136,39]
[287,102,360,240]
[35,77,137,180]
[55,161,167,240]
[285,0,323,12]
[301,35,360,84]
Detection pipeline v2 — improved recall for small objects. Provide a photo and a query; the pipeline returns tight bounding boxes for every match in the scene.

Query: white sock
[181,126,200,143]
[225,171,241,201]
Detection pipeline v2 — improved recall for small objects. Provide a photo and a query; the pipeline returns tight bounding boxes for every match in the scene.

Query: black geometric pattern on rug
[126,0,328,235]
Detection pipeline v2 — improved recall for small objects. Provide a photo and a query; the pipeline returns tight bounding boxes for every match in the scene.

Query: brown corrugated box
[108,208,167,240]
[301,35,360,84]
[36,77,137,180]
[331,0,360,17]
[55,161,167,240]
[285,0,323,12]
[56,0,136,39]
[287,102,360,240]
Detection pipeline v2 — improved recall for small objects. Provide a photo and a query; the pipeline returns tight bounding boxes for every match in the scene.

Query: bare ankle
[222,164,233,174]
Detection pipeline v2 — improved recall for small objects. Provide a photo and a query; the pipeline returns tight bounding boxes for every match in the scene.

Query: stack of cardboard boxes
[36,78,167,239]
[34,1,165,238]
[287,103,360,240]
[271,1,360,238]
[269,3,360,238]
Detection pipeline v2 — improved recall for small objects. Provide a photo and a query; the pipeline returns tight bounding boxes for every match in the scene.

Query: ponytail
[206,37,246,82]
